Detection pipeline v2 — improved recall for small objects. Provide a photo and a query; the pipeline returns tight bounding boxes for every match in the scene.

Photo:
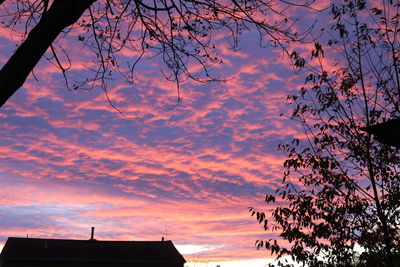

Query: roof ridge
[8,237,172,242]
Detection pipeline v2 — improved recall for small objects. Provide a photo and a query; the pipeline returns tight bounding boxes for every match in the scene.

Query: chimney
[162,237,164,241]
[90,227,95,240]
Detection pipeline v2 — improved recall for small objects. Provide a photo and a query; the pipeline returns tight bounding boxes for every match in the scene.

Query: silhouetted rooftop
[361,118,400,148]
[0,237,186,264]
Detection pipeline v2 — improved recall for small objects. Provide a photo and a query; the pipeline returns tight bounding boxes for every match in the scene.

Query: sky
[0,1,331,267]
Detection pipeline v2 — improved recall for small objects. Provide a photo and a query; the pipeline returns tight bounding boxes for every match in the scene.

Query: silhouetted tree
[0,0,313,108]
[251,0,400,266]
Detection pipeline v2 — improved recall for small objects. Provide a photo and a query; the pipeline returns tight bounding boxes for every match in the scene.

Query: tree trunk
[0,0,96,107]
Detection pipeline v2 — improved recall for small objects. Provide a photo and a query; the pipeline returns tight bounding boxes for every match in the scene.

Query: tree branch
[0,0,96,107]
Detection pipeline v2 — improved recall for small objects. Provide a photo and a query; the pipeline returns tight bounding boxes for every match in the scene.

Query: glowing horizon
[0,2,329,266]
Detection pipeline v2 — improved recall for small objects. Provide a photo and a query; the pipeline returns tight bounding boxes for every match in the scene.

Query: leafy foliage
[251,0,400,266]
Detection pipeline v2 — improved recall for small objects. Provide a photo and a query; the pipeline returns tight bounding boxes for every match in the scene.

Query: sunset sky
[0,2,333,266]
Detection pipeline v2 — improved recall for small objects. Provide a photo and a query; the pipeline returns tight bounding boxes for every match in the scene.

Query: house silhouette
[0,234,186,267]
[361,118,400,147]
